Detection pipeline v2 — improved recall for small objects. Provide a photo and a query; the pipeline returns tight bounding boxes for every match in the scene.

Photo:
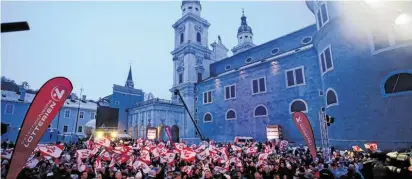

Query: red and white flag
[246,146,258,155]
[25,157,39,169]
[214,166,227,174]
[364,142,378,152]
[181,148,197,162]
[231,145,242,152]
[196,149,210,161]
[279,140,288,151]
[133,160,151,173]
[140,149,151,164]
[95,156,102,169]
[182,166,193,176]
[76,149,92,159]
[352,145,364,152]
[174,143,186,152]
[94,137,111,147]
[37,144,65,158]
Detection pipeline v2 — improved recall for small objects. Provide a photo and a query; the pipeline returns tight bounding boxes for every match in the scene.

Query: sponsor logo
[51,86,66,101]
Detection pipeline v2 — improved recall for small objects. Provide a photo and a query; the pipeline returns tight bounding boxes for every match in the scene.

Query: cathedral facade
[125,0,412,149]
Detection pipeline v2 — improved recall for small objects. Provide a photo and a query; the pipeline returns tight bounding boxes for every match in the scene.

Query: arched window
[196,32,201,43]
[226,109,236,120]
[204,112,212,122]
[180,33,184,43]
[384,73,412,94]
[326,88,338,107]
[254,105,268,117]
[290,99,308,113]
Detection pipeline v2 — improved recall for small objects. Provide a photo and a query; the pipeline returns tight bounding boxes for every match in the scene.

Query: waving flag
[231,145,242,152]
[196,149,210,161]
[94,137,111,147]
[364,142,378,152]
[7,77,72,179]
[37,144,65,158]
[181,148,197,162]
[352,145,364,152]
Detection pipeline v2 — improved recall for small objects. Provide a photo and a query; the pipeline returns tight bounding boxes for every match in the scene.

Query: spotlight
[96,131,104,139]
[395,13,411,25]
[110,131,118,138]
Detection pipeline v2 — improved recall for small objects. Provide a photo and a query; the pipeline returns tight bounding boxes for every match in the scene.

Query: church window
[204,112,212,122]
[224,84,236,100]
[179,73,183,84]
[254,105,268,117]
[271,48,279,55]
[285,66,305,88]
[226,109,236,120]
[319,45,334,75]
[195,7,199,11]
[64,109,70,118]
[225,65,231,70]
[78,126,83,133]
[301,36,312,44]
[180,33,184,43]
[79,111,84,119]
[316,3,329,29]
[188,6,192,9]
[252,77,266,95]
[183,8,186,12]
[290,99,308,114]
[196,32,201,43]
[197,73,202,82]
[384,72,412,95]
[240,37,243,39]
[63,125,68,132]
[245,35,248,38]
[203,91,212,104]
[326,88,338,107]
[4,104,14,115]
[115,101,120,105]
[245,57,252,63]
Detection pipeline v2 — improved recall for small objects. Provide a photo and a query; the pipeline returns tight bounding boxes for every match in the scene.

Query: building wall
[194,0,412,150]
[309,0,412,149]
[196,47,324,144]
[110,85,144,132]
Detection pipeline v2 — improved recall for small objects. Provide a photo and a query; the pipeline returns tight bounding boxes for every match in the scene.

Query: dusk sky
[1,0,315,100]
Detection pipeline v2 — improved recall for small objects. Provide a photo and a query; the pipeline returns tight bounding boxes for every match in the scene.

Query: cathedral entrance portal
[157,125,166,141]
[172,125,179,142]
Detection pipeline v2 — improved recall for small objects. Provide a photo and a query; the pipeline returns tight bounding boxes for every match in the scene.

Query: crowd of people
[1,138,411,179]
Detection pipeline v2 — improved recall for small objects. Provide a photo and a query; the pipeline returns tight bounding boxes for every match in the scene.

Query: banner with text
[164,126,173,141]
[7,77,72,179]
[292,112,317,159]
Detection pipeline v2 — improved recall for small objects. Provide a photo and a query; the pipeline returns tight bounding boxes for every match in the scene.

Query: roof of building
[210,24,317,76]
[182,0,201,7]
[1,90,98,110]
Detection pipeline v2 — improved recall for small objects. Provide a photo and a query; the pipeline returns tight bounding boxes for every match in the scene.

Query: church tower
[232,9,256,55]
[125,66,134,88]
[170,0,212,139]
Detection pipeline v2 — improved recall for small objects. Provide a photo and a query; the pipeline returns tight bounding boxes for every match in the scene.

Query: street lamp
[1,21,30,33]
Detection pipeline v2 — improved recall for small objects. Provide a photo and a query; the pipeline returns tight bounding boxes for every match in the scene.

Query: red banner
[292,112,317,159]
[7,77,72,179]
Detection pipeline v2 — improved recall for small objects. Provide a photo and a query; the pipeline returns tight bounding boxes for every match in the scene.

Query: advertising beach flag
[292,112,317,158]
[7,77,72,179]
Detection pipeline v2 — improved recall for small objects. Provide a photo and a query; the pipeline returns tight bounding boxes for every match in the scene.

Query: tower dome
[237,10,253,35]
